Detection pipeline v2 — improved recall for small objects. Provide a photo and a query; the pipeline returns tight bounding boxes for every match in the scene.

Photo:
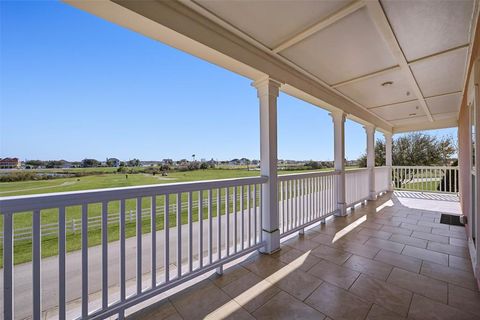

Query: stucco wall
[458,20,480,229]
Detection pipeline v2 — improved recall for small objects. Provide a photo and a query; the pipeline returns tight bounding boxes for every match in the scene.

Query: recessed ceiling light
[381,81,393,87]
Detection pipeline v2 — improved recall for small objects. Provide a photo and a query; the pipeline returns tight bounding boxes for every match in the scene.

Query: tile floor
[127,192,480,320]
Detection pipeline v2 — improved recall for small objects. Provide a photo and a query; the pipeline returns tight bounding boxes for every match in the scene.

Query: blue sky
[0,1,457,162]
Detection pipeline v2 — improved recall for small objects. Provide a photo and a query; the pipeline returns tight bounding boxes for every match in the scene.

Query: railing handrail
[392,165,458,169]
[0,175,268,213]
[345,167,369,174]
[277,170,339,181]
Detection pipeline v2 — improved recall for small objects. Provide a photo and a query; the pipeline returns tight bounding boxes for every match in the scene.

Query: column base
[260,229,280,254]
[368,192,378,201]
[334,203,347,216]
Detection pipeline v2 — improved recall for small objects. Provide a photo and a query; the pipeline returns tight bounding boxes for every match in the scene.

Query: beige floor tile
[365,238,405,253]
[366,304,407,320]
[362,221,384,230]
[427,241,469,258]
[210,265,251,288]
[400,222,432,233]
[272,247,321,272]
[308,259,360,289]
[266,268,323,301]
[449,255,474,273]
[374,249,422,273]
[402,245,448,265]
[349,274,412,317]
[358,228,392,240]
[311,244,352,265]
[343,255,393,280]
[334,241,380,259]
[309,232,335,245]
[252,291,326,320]
[448,284,480,317]
[221,271,280,313]
[411,231,449,244]
[305,282,371,320]
[421,261,477,290]
[388,234,428,248]
[450,237,468,248]
[170,280,231,319]
[408,294,476,320]
[432,227,467,239]
[204,300,254,320]
[386,267,447,303]
[380,225,413,236]
[128,299,181,320]
[284,237,321,252]
[242,254,286,279]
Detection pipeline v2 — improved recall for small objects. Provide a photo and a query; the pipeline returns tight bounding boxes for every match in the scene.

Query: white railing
[345,168,370,207]
[375,166,390,194]
[278,171,339,236]
[0,176,266,320]
[392,166,459,194]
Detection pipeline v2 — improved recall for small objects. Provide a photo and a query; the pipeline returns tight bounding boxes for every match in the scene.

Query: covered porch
[1,0,480,319]
[125,191,477,320]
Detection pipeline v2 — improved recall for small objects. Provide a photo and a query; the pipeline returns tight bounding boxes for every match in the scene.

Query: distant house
[0,157,21,169]
[106,158,120,167]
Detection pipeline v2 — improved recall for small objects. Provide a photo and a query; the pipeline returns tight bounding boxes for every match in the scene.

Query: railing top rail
[392,166,458,169]
[345,167,369,174]
[0,175,268,213]
[277,170,339,181]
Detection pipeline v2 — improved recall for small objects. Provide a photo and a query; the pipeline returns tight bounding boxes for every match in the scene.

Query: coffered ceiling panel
[280,7,397,85]
[426,93,463,115]
[390,115,429,127]
[195,0,350,49]
[370,100,424,121]
[410,47,468,98]
[381,0,474,61]
[336,68,414,108]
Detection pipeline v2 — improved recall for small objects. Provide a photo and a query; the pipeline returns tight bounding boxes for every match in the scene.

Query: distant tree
[200,162,209,170]
[25,160,44,168]
[358,140,385,167]
[357,133,455,167]
[81,159,101,167]
[127,159,140,167]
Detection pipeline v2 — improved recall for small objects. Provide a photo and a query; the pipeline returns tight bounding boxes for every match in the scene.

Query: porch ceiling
[66,0,478,133]
[194,0,476,131]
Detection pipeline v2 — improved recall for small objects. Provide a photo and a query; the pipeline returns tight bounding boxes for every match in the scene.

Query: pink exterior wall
[458,19,480,287]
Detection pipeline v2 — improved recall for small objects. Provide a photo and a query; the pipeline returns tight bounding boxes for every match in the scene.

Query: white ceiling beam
[272,0,365,53]
[365,0,434,122]
[393,118,458,133]
[331,65,400,88]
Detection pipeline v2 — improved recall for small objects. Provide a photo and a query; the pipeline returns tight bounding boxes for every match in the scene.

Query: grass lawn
[0,167,339,266]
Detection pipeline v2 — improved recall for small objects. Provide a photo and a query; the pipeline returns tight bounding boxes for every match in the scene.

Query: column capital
[252,77,282,98]
[329,110,346,123]
[363,124,376,135]
[383,132,393,140]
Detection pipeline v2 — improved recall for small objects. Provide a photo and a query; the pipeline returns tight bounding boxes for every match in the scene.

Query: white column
[365,124,377,200]
[253,77,281,254]
[384,132,393,191]
[330,110,346,216]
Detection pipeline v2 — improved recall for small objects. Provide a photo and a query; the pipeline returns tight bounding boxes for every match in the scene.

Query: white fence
[345,168,370,207]
[278,171,339,236]
[3,166,459,319]
[375,166,390,194]
[392,166,459,194]
[0,176,266,320]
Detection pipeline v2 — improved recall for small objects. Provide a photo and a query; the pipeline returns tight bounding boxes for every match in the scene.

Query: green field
[0,168,337,266]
